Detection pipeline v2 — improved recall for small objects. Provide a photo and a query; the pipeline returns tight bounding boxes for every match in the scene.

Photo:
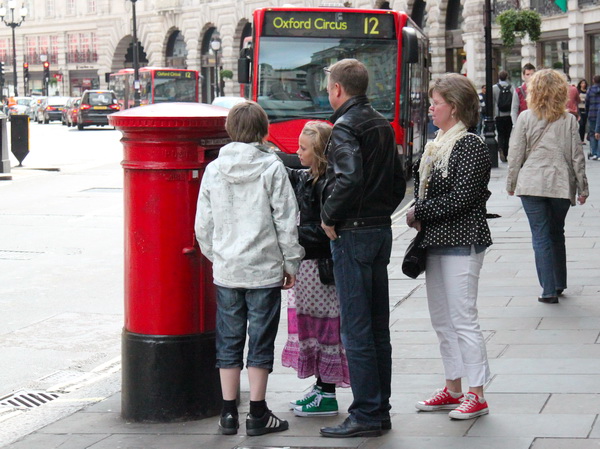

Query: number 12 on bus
[238,6,429,177]
[109,67,199,109]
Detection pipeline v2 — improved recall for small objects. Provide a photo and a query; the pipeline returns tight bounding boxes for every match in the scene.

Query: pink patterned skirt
[281,259,350,387]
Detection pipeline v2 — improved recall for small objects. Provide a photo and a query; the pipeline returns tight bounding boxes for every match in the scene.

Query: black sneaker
[246,410,289,436]
[218,413,239,435]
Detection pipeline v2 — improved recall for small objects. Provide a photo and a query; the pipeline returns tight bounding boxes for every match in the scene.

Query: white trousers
[425,248,490,387]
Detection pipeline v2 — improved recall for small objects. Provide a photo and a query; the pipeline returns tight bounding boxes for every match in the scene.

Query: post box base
[121,330,221,423]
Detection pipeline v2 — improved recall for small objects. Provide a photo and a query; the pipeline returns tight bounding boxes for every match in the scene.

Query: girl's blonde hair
[528,69,568,122]
[300,121,332,182]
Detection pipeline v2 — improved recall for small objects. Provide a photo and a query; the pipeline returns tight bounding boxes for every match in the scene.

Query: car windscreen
[87,93,115,106]
[47,98,69,106]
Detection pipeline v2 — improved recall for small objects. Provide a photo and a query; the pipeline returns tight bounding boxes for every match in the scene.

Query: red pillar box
[109,103,229,423]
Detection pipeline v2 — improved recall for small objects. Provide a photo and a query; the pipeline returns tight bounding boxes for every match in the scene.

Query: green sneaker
[293,393,338,417]
[289,385,321,409]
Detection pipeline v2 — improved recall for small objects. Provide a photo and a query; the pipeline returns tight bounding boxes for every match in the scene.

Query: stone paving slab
[543,394,600,414]
[487,329,600,345]
[531,439,600,449]
[489,358,600,375]
[487,374,600,394]
[377,436,534,449]
[467,414,596,438]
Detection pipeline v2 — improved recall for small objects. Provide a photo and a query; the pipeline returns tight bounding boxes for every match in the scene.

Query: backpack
[497,84,512,113]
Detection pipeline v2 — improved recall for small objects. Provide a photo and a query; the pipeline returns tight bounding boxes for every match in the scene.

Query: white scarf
[418,121,468,199]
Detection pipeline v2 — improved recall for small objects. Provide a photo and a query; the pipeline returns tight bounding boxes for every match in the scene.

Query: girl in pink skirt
[282,121,350,417]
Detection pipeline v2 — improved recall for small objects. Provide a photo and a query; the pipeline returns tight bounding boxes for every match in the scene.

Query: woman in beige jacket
[507,69,589,304]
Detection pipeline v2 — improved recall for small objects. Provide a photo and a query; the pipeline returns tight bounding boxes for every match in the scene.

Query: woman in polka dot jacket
[406,73,493,420]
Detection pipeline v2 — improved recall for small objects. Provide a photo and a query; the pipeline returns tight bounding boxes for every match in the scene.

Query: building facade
[0,0,598,100]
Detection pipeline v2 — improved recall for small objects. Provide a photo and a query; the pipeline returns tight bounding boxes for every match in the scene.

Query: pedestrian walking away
[195,101,305,437]
[511,63,536,126]
[319,58,406,438]
[585,76,600,159]
[406,73,493,421]
[493,70,513,161]
[507,69,589,304]
[282,121,350,418]
[577,79,588,143]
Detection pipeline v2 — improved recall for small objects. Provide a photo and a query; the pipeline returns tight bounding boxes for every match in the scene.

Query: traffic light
[0,62,4,85]
[23,62,29,81]
[43,61,50,82]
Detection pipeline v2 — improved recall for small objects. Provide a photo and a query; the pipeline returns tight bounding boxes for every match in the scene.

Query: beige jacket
[506,110,589,205]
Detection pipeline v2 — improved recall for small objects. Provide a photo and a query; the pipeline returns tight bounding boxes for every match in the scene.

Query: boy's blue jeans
[215,286,281,371]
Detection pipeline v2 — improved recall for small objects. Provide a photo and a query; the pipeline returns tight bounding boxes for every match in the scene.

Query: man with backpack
[493,70,513,162]
[511,63,536,125]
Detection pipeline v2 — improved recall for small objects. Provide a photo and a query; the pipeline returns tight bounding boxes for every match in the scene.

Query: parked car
[8,97,32,118]
[26,96,47,121]
[37,96,70,124]
[77,90,120,130]
[62,97,81,127]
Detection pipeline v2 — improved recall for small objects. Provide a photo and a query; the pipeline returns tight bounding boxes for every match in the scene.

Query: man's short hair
[225,101,269,143]
[594,75,600,85]
[498,70,508,81]
[327,59,368,97]
[522,63,536,74]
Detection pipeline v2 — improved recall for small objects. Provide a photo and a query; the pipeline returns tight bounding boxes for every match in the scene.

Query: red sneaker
[415,387,464,411]
[448,392,489,419]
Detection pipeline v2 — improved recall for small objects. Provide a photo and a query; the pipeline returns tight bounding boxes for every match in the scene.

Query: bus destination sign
[155,70,197,79]
[263,11,396,39]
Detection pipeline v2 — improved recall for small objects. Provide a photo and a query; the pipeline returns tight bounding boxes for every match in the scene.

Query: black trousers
[495,115,513,157]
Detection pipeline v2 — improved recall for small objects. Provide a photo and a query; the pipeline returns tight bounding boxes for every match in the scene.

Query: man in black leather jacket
[320,59,406,438]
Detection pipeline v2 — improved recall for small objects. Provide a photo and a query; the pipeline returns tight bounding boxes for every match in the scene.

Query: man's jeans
[331,226,392,426]
[520,196,571,298]
[215,286,281,371]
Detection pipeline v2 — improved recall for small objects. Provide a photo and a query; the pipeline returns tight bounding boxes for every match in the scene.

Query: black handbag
[402,230,427,279]
[317,258,335,285]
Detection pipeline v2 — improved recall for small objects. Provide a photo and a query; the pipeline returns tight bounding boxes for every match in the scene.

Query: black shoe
[556,289,564,296]
[382,418,392,431]
[246,410,289,436]
[538,296,559,304]
[218,413,239,435]
[320,416,382,438]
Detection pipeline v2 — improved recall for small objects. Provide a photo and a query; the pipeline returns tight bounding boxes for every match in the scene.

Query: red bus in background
[108,67,199,109]
[238,6,429,176]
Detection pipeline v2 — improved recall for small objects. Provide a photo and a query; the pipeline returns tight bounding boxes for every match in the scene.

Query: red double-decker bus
[108,67,199,109]
[238,6,429,176]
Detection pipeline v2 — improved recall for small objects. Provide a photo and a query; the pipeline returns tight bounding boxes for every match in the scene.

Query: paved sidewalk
[4,159,600,449]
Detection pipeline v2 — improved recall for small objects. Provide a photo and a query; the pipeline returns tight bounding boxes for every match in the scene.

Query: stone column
[427,0,446,80]
[463,0,486,88]
[567,0,584,81]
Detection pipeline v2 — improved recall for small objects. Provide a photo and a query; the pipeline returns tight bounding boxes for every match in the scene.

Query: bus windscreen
[153,70,198,103]
[256,37,397,121]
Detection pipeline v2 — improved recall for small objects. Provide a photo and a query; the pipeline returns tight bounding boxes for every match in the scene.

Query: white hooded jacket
[195,142,304,288]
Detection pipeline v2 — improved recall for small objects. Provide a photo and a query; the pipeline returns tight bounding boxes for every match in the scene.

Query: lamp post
[210,39,221,99]
[483,0,499,168]
[129,0,140,107]
[0,1,27,97]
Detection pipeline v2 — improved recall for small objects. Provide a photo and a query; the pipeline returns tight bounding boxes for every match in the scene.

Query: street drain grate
[0,390,61,409]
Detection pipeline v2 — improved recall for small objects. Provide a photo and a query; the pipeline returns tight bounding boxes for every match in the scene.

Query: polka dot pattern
[413,134,493,248]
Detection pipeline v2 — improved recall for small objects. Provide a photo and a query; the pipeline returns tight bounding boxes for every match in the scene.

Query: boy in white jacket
[195,101,304,436]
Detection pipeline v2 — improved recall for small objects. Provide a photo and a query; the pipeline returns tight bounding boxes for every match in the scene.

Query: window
[0,39,9,63]
[45,0,55,17]
[88,0,96,14]
[67,0,75,15]
[541,40,569,74]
